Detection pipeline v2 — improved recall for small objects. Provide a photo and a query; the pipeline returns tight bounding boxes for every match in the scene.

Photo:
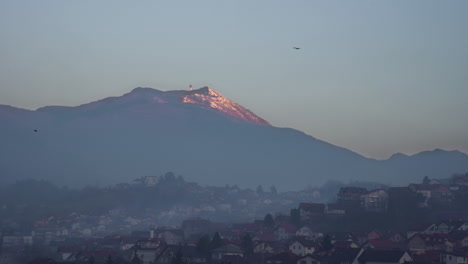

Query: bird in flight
[293,47,300,50]
[34,129,38,132]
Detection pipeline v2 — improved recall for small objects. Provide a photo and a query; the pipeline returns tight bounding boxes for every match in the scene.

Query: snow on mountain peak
[182,87,270,126]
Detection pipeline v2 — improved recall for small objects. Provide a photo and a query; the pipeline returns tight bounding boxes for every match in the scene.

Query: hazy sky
[1,0,467,159]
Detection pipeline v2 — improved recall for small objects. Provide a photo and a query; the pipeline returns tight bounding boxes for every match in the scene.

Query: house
[441,247,468,264]
[450,230,468,248]
[364,239,399,250]
[274,224,297,240]
[325,203,346,218]
[356,248,412,264]
[275,215,292,225]
[32,227,69,245]
[337,187,368,208]
[429,179,442,185]
[324,247,362,264]
[327,232,356,243]
[211,244,243,262]
[366,229,383,241]
[155,227,184,245]
[253,233,276,242]
[266,252,300,264]
[232,222,263,235]
[154,245,207,264]
[431,184,452,199]
[296,226,321,239]
[456,222,468,231]
[299,203,325,221]
[115,183,131,189]
[182,218,212,238]
[423,222,453,234]
[289,238,318,256]
[254,241,275,254]
[407,233,454,254]
[219,254,246,264]
[332,240,360,249]
[133,239,162,264]
[360,189,388,212]
[408,184,453,208]
[388,232,407,245]
[142,176,158,186]
[69,249,120,264]
[407,223,434,238]
[28,258,57,264]
[408,184,432,207]
[120,236,146,251]
[1,234,33,249]
[411,250,443,264]
[296,255,321,264]
[452,173,468,186]
[57,246,81,261]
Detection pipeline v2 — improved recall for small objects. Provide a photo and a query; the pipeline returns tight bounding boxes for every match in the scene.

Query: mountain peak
[189,86,212,95]
[389,152,409,160]
[129,87,163,95]
[181,86,270,126]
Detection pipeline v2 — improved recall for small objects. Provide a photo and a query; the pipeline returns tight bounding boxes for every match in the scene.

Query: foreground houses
[4,174,468,264]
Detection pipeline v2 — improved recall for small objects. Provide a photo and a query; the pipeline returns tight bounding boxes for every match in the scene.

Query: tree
[211,232,223,250]
[256,185,264,195]
[270,185,277,195]
[241,233,254,256]
[422,176,430,185]
[290,208,301,226]
[387,187,425,229]
[131,255,141,264]
[321,234,333,251]
[196,235,211,258]
[171,247,185,264]
[106,255,113,264]
[263,213,274,228]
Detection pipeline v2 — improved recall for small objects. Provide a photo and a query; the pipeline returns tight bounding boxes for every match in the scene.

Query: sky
[1,0,467,159]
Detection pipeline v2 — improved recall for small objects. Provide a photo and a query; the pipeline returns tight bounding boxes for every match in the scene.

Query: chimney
[149,225,155,239]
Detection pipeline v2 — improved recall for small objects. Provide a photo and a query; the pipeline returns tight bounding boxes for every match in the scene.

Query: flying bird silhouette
[293,47,300,50]
[34,129,38,132]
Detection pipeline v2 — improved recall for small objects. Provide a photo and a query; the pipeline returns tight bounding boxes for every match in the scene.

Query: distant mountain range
[1,87,467,190]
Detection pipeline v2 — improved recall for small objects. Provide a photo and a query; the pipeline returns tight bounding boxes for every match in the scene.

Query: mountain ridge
[1,86,467,189]
[34,87,270,126]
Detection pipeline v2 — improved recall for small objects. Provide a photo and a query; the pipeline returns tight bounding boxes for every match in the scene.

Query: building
[211,244,243,263]
[357,248,412,264]
[298,203,325,221]
[360,189,388,212]
[288,238,317,256]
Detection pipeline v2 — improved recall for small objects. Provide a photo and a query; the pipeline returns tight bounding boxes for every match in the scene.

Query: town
[1,172,468,264]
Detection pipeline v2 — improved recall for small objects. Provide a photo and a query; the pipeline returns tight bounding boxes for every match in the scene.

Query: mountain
[1,87,468,190]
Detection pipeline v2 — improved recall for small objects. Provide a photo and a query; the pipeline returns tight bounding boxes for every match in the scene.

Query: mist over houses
[1,173,468,264]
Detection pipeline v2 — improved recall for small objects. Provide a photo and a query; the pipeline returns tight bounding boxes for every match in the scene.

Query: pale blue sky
[1,0,467,159]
